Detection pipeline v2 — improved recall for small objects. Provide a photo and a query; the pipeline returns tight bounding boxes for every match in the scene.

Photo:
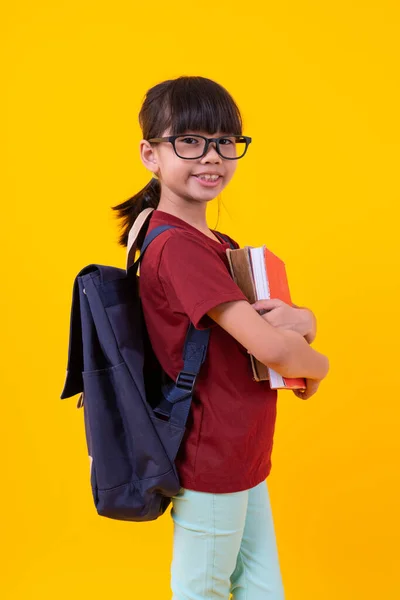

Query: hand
[293,378,321,400]
[251,298,315,341]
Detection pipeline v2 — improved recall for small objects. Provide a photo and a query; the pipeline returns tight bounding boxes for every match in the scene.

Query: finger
[296,391,310,400]
[293,388,309,399]
[251,299,283,311]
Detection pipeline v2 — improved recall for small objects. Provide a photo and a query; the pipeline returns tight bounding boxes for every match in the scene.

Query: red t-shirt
[139,209,278,493]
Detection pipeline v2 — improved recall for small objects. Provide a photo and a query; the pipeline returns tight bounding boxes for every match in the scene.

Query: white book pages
[250,246,270,300]
[269,370,285,389]
[249,246,284,390]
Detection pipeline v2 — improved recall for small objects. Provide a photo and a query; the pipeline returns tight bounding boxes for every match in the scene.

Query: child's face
[140,128,238,205]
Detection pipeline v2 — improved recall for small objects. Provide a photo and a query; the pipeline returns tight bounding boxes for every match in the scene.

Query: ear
[139,139,159,176]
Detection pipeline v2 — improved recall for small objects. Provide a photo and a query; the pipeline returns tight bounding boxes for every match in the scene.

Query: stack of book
[226,245,306,391]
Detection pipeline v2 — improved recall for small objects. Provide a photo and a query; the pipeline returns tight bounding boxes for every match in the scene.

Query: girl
[112,76,329,600]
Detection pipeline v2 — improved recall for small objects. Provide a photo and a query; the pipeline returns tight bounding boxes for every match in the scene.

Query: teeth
[197,174,219,181]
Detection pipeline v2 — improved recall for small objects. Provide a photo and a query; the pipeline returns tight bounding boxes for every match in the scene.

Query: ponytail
[111,177,161,250]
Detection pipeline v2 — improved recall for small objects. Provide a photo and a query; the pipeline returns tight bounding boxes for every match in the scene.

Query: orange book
[227,245,306,391]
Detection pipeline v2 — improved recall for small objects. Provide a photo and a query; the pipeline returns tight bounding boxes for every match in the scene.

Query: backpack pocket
[82,361,173,492]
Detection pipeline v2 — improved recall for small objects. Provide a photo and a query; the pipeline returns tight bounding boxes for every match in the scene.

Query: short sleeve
[158,232,248,329]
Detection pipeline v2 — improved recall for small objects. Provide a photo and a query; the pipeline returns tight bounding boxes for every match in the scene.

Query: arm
[207,300,329,381]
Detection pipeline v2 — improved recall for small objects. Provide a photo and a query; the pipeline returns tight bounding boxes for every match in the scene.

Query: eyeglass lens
[174,135,247,159]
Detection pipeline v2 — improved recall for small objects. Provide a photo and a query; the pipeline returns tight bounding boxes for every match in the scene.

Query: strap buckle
[175,370,197,393]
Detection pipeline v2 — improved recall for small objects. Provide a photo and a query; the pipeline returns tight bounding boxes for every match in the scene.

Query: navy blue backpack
[60,208,234,521]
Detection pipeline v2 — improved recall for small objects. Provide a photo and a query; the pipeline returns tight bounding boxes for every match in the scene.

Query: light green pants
[170,480,285,599]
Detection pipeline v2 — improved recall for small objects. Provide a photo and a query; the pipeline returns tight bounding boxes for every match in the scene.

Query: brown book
[226,247,270,382]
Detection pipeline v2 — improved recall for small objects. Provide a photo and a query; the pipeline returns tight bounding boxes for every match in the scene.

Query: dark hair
[111,76,243,249]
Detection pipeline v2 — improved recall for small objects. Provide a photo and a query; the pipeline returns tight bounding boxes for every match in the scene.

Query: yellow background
[2,1,399,598]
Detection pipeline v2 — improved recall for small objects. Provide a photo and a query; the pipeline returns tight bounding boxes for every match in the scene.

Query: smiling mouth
[193,174,222,182]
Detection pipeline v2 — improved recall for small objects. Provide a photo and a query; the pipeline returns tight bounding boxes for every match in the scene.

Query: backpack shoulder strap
[126,208,154,271]
[126,208,182,273]
[140,225,176,257]
[155,323,210,429]
[214,231,236,249]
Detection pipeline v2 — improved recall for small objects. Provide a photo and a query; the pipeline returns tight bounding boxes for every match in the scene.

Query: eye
[219,137,235,145]
[180,137,200,144]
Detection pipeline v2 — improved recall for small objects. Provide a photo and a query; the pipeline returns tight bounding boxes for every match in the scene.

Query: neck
[157,188,210,231]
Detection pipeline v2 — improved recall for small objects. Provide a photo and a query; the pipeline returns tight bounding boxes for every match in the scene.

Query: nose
[200,141,222,163]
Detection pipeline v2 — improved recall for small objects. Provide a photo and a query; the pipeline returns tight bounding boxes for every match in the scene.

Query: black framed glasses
[146,134,252,160]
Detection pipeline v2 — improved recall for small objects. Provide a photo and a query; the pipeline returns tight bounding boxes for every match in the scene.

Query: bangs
[163,77,243,136]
